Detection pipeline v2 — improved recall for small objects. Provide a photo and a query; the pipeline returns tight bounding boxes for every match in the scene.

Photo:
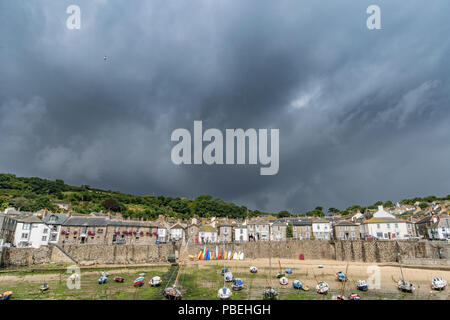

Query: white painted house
[13,216,50,248]
[198,225,218,243]
[428,214,450,240]
[312,218,332,240]
[360,207,413,240]
[234,224,248,242]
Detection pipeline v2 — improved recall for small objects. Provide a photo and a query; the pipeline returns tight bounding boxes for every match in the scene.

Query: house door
[80,236,86,244]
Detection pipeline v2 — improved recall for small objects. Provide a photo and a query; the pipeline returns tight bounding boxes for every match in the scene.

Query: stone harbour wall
[1,240,448,267]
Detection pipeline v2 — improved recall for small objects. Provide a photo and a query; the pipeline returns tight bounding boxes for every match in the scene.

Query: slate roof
[292,219,312,226]
[14,215,43,224]
[63,217,109,226]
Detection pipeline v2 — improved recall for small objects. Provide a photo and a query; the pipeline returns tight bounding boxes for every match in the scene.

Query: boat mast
[174,238,191,287]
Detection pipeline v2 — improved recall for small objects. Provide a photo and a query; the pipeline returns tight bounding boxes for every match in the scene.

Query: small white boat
[224,272,234,282]
[218,287,232,300]
[398,280,415,293]
[250,266,258,273]
[279,276,289,285]
[431,277,447,291]
[150,276,162,287]
[263,286,278,300]
[164,286,182,300]
[40,282,49,292]
[357,280,369,291]
[316,281,329,294]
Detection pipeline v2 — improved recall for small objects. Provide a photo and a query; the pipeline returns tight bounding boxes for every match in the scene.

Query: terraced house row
[0,205,449,249]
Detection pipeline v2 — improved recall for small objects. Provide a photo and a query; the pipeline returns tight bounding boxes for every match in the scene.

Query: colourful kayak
[134,277,145,287]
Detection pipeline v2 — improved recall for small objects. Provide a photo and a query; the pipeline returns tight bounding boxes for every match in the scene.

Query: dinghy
[398,280,415,293]
[221,268,229,275]
[335,271,348,282]
[232,278,244,291]
[239,252,244,260]
[150,276,162,287]
[114,276,124,283]
[250,266,258,273]
[0,291,12,300]
[316,281,329,294]
[134,276,145,287]
[98,276,107,284]
[292,279,309,290]
[348,293,361,300]
[279,276,289,285]
[217,287,232,300]
[431,277,447,291]
[224,272,234,282]
[285,268,293,274]
[356,280,369,291]
[39,282,49,292]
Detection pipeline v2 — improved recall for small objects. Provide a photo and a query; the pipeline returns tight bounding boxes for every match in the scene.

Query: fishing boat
[356,280,369,291]
[0,291,12,300]
[335,271,348,282]
[232,278,244,291]
[431,277,447,291]
[221,268,229,275]
[250,266,258,273]
[279,276,289,285]
[224,272,234,282]
[114,276,124,283]
[395,250,415,293]
[285,268,293,274]
[218,287,232,300]
[98,276,107,284]
[316,281,329,294]
[348,293,361,300]
[398,280,415,293]
[134,276,145,287]
[150,276,162,287]
[293,279,309,291]
[39,282,49,292]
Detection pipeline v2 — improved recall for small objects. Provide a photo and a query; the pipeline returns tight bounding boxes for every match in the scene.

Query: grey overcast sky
[1,0,450,213]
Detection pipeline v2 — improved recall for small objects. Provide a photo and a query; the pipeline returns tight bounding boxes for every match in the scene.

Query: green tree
[286,224,293,238]
[277,210,291,218]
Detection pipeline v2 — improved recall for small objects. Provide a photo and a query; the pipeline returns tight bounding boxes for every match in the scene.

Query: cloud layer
[1,0,450,213]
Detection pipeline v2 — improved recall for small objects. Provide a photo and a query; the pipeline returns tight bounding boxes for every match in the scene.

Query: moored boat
[134,276,145,287]
[285,268,293,274]
[114,276,124,283]
[218,287,232,300]
[221,268,229,275]
[224,271,234,282]
[98,276,107,284]
[398,280,415,293]
[263,286,278,300]
[335,271,348,282]
[431,277,447,291]
[279,276,289,285]
[39,282,49,292]
[0,291,12,300]
[232,278,244,291]
[348,293,361,300]
[316,281,329,294]
[249,266,258,273]
[150,276,162,287]
[164,286,182,300]
[356,280,369,291]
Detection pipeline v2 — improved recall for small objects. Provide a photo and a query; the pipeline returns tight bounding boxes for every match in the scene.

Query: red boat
[114,276,124,283]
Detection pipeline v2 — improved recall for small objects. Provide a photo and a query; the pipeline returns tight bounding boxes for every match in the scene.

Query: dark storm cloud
[1,0,450,213]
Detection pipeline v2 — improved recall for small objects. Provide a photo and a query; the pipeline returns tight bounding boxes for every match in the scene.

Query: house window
[42,236,47,241]
[377,224,380,229]
[387,224,390,229]
[98,229,103,234]
[21,233,28,239]
[395,224,398,228]
[23,224,30,230]
[136,237,139,242]
[43,229,48,234]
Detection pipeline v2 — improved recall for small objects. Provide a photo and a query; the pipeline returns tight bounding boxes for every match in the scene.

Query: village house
[415,215,436,239]
[247,217,270,241]
[0,214,17,246]
[217,221,233,242]
[169,221,187,244]
[106,220,155,245]
[291,219,312,240]
[187,219,201,243]
[234,223,248,242]
[333,220,360,240]
[13,215,50,248]
[198,225,218,243]
[59,216,109,244]
[42,213,68,244]
[312,218,332,240]
[269,220,287,241]
[427,214,450,240]
[154,217,170,244]
[360,205,415,240]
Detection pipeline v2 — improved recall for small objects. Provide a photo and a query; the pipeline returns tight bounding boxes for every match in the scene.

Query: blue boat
[221,268,229,275]
[98,276,107,284]
[232,278,244,291]
[335,271,348,282]
[285,268,293,274]
[0,291,12,300]
[356,280,369,291]
[293,280,303,289]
